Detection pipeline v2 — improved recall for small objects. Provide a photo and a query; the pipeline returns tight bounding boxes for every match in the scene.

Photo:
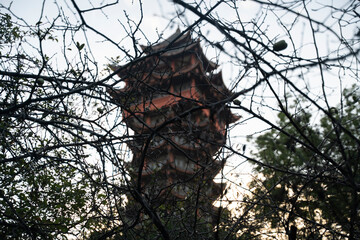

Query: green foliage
[0,12,107,239]
[245,85,360,239]
[0,13,22,46]
[0,161,90,239]
[113,198,237,240]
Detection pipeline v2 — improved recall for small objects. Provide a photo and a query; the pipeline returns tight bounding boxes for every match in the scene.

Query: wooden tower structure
[108,29,239,226]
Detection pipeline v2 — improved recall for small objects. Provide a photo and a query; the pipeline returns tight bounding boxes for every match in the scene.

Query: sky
[1,0,261,70]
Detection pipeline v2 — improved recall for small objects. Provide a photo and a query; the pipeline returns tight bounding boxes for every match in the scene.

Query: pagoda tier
[108,29,239,220]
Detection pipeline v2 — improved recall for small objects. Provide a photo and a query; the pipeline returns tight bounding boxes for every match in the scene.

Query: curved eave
[211,182,226,198]
[109,64,128,81]
[123,105,237,138]
[120,88,201,118]
[199,47,218,72]
[124,107,212,131]
[110,45,218,85]
[158,41,198,57]
[128,136,223,154]
[109,63,145,80]
[229,112,241,124]
[203,71,232,98]
[158,41,218,71]
[210,71,225,86]
[106,87,126,101]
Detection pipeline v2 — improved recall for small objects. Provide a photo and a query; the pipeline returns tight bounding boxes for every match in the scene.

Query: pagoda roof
[109,29,218,81]
[108,70,233,106]
[142,29,218,70]
[140,28,192,53]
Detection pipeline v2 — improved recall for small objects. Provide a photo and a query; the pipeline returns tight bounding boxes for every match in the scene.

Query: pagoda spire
[108,29,239,235]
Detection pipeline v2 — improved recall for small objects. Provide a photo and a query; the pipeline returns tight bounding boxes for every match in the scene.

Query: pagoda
[108,29,239,229]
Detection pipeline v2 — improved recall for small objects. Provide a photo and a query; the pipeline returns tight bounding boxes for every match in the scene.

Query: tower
[108,29,239,236]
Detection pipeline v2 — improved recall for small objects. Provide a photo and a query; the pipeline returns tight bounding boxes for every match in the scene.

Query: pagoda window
[151,91,168,100]
[151,135,165,148]
[154,67,172,77]
[173,184,192,198]
[173,135,198,149]
[173,135,187,146]
[155,59,171,70]
[192,113,209,127]
[173,155,197,173]
[147,155,167,171]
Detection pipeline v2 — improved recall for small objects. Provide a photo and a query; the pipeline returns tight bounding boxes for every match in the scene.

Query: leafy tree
[0,13,21,45]
[244,86,360,239]
[0,8,110,240]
